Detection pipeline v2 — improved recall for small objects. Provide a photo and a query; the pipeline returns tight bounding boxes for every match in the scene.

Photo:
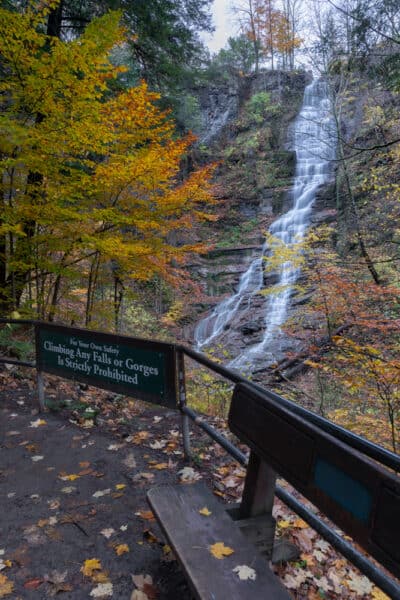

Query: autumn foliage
[284,229,400,452]
[0,2,215,325]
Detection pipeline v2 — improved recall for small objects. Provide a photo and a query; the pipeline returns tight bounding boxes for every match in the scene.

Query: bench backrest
[229,382,400,579]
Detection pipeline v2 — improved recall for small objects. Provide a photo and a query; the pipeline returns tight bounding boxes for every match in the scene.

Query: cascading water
[194,79,336,372]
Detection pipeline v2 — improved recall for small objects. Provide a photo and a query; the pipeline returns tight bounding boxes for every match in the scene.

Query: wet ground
[0,380,195,599]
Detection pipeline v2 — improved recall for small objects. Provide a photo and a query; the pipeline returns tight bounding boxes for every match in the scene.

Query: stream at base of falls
[194,78,336,374]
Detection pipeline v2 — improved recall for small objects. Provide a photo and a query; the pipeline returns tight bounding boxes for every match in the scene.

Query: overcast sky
[203,0,237,54]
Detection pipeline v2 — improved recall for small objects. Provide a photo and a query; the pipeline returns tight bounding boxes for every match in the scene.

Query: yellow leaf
[151,463,168,470]
[115,544,129,556]
[81,558,102,577]
[210,542,234,559]
[372,588,391,600]
[277,520,292,529]
[30,419,46,428]
[0,573,14,598]
[91,571,110,584]
[199,507,212,516]
[59,473,80,481]
[115,483,126,490]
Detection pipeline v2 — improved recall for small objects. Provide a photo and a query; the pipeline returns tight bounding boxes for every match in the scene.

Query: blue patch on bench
[314,458,372,524]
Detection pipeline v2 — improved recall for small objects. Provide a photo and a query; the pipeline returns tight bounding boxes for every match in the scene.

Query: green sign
[35,324,177,407]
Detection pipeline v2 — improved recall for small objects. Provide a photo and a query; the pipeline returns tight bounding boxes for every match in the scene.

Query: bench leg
[235,451,277,557]
[237,451,300,562]
[240,451,276,518]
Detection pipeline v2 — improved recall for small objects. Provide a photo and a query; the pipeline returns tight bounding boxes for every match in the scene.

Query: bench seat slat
[147,482,291,600]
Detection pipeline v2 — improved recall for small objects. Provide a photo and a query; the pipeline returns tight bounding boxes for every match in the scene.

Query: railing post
[177,350,191,460]
[34,322,45,412]
[37,370,45,412]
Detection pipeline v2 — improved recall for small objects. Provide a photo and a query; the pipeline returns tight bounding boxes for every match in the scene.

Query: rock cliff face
[187,71,336,373]
[195,70,310,148]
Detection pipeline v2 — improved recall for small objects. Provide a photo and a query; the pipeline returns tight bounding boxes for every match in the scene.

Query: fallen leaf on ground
[132,432,150,444]
[277,519,292,529]
[149,440,166,449]
[317,576,332,593]
[92,489,111,498]
[346,571,373,595]
[210,542,234,559]
[115,483,126,490]
[130,591,149,600]
[0,574,14,597]
[24,578,43,590]
[100,528,115,539]
[29,419,46,428]
[178,467,202,482]
[292,518,309,529]
[282,569,313,589]
[143,530,158,544]
[131,574,158,600]
[44,570,72,596]
[372,587,391,600]
[92,572,110,584]
[135,510,155,521]
[108,444,122,451]
[61,486,76,494]
[199,507,212,516]
[31,455,44,462]
[22,525,46,546]
[232,565,257,580]
[327,568,344,594]
[81,559,102,578]
[313,549,327,562]
[122,453,137,469]
[90,582,113,597]
[292,529,315,552]
[299,553,316,567]
[38,519,49,528]
[115,544,129,556]
[26,444,39,452]
[59,473,80,481]
[79,468,93,476]
[315,539,330,553]
[134,472,155,482]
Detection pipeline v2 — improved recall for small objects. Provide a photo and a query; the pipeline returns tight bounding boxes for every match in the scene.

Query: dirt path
[0,381,191,599]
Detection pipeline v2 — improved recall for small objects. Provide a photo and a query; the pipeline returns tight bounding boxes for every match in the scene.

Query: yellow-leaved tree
[0,1,215,327]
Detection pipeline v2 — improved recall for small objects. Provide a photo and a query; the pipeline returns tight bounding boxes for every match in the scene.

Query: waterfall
[194,79,335,372]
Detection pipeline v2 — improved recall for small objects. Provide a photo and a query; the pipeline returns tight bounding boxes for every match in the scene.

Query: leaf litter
[0,373,397,599]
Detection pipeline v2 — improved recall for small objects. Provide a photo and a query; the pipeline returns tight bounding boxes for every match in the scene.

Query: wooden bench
[148,381,400,599]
